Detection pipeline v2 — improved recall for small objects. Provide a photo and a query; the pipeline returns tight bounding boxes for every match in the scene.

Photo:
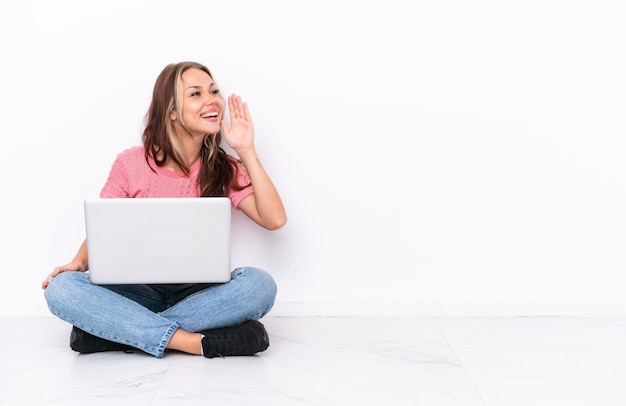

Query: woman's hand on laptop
[41,261,87,289]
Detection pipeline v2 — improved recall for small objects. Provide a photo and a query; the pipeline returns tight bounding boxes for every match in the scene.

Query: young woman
[42,61,287,359]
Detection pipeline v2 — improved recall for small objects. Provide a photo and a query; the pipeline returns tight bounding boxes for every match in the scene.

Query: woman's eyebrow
[186,82,216,90]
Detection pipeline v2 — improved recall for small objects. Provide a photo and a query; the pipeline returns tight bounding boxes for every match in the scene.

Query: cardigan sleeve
[99,151,132,198]
[228,160,254,209]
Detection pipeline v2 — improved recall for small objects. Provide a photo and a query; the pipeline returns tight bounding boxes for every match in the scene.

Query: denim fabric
[100,283,218,313]
[44,267,277,358]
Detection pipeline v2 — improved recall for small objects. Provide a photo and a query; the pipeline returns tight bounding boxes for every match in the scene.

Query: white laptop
[84,197,232,284]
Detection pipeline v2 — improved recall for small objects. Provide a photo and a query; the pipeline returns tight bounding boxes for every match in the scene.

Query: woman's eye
[211,89,220,95]
[191,91,201,96]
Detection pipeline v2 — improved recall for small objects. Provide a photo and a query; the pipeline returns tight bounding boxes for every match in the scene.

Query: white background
[1,0,625,317]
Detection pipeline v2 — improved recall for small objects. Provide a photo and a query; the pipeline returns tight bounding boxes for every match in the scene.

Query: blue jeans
[44,267,277,358]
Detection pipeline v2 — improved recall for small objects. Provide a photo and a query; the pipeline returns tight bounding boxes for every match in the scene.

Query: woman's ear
[170,109,177,121]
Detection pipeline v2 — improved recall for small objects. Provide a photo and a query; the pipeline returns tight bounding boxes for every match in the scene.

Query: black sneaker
[70,326,135,354]
[201,320,270,358]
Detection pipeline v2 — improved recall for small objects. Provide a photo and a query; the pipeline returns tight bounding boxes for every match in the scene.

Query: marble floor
[2,316,626,405]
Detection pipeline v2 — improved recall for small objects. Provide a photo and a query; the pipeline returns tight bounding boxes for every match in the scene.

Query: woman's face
[175,68,224,136]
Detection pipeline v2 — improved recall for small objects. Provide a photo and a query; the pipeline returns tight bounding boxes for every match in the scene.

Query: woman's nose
[204,93,219,104]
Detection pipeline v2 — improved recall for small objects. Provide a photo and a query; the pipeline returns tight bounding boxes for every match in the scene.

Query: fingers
[228,94,240,120]
[41,267,62,289]
[41,273,55,289]
[220,119,229,135]
[228,94,250,121]
[41,263,84,289]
